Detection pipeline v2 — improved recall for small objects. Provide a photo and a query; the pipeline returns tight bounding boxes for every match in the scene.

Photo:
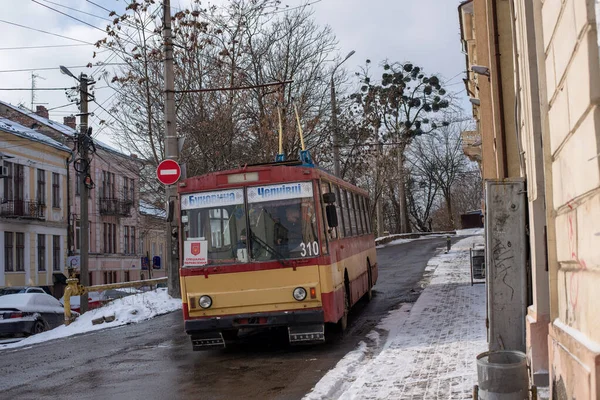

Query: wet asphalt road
[0,236,458,400]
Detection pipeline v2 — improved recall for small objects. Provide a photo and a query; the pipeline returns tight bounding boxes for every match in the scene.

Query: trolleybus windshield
[247,182,319,261]
[180,188,247,266]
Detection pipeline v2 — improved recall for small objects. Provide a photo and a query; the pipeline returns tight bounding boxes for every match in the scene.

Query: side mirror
[323,192,336,204]
[326,204,338,228]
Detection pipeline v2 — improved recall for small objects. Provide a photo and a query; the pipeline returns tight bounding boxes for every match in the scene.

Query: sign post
[156,159,181,185]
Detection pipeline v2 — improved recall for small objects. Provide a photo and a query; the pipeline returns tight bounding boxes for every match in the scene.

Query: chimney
[130,154,138,159]
[35,105,49,119]
[63,115,76,129]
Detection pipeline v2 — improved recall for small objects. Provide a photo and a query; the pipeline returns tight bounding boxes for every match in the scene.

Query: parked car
[59,291,104,313]
[0,286,48,296]
[0,293,78,337]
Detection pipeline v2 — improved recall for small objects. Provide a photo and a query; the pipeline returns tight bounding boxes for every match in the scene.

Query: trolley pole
[79,73,90,313]
[163,0,181,298]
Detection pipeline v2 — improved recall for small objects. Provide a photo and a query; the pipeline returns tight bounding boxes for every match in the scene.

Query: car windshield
[0,288,24,295]
[247,182,319,261]
[181,188,247,266]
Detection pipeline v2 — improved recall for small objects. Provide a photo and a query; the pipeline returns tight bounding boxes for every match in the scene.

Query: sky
[0,0,470,149]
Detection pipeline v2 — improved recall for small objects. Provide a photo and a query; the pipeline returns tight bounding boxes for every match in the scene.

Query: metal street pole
[79,73,90,313]
[163,0,181,298]
[331,50,355,177]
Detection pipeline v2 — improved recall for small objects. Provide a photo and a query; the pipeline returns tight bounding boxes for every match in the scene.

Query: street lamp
[59,65,79,81]
[331,50,355,177]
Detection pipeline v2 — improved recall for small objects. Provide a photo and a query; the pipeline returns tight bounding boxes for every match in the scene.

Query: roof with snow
[0,118,70,153]
[139,200,167,219]
[0,100,131,159]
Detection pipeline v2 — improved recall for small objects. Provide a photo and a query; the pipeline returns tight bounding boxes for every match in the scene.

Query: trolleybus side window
[355,193,364,235]
[365,197,372,233]
[341,189,352,237]
[349,191,358,236]
[320,181,337,241]
[359,195,367,234]
[333,185,344,238]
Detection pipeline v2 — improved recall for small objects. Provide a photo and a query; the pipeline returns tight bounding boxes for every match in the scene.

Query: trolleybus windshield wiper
[249,232,290,267]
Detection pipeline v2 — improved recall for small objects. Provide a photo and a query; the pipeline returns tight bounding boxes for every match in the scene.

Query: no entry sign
[156,159,181,185]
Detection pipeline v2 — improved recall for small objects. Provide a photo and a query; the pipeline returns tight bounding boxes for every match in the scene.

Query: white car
[0,293,77,337]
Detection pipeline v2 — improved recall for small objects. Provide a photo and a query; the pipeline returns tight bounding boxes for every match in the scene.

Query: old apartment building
[459,0,600,397]
[0,118,70,291]
[0,101,155,286]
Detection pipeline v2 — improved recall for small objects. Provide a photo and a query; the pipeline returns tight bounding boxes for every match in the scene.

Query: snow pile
[0,288,181,350]
[305,235,487,399]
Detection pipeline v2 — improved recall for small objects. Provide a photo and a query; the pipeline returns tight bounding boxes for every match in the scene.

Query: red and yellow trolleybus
[178,159,377,349]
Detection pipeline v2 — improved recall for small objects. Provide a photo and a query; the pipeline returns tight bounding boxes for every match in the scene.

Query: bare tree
[351,61,453,233]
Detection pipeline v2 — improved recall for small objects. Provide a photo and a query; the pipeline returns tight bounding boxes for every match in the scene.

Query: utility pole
[163,0,181,298]
[79,73,90,313]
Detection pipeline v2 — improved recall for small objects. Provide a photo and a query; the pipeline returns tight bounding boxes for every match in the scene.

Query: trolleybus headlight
[199,295,212,309]
[293,287,307,301]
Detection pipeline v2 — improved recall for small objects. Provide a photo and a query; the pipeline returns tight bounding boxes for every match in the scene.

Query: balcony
[0,200,45,219]
[99,198,133,217]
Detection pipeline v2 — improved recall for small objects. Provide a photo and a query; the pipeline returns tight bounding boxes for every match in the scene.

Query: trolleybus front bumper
[185,308,324,333]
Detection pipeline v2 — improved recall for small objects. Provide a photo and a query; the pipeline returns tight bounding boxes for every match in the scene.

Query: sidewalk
[305,235,487,399]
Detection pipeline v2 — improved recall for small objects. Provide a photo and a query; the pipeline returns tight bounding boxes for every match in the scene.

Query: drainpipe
[491,0,509,178]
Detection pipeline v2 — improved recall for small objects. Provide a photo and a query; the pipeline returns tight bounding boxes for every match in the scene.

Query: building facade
[0,102,145,287]
[0,118,70,292]
[459,0,600,397]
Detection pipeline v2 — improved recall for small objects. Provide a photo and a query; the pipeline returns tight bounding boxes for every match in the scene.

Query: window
[102,171,115,199]
[103,223,117,253]
[124,271,130,282]
[359,196,367,234]
[3,162,13,201]
[365,198,372,233]
[348,192,358,236]
[320,181,337,241]
[341,189,352,237]
[129,179,134,203]
[52,172,60,208]
[37,169,46,204]
[130,227,136,254]
[355,194,364,235]
[38,234,46,271]
[4,232,13,272]
[124,226,129,254]
[16,233,24,271]
[334,185,345,238]
[75,172,80,196]
[123,177,134,202]
[52,235,60,271]
[14,164,24,201]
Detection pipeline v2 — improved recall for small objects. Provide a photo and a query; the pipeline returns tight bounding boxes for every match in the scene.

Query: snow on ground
[0,288,181,351]
[456,228,484,236]
[375,238,417,249]
[304,235,486,400]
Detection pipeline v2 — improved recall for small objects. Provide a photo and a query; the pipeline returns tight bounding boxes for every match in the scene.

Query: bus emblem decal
[191,242,201,256]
